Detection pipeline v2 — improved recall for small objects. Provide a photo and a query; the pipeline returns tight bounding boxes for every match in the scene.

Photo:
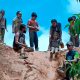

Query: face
[32,16,36,20]
[67,45,73,51]
[22,27,26,33]
[52,22,57,27]
[17,14,22,18]
[2,12,5,16]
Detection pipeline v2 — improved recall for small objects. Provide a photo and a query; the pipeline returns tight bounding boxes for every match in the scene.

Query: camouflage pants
[0,28,5,43]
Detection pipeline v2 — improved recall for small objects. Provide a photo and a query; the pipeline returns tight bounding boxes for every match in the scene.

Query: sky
[0,0,80,51]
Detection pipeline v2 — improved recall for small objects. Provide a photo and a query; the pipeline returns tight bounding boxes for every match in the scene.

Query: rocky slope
[0,44,80,80]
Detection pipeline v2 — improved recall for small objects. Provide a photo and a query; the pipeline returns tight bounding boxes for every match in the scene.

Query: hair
[16,11,22,15]
[51,19,57,23]
[20,24,26,31]
[31,12,37,17]
[68,17,73,22]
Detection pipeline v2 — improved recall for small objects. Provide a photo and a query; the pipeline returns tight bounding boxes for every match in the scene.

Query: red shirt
[28,19,39,32]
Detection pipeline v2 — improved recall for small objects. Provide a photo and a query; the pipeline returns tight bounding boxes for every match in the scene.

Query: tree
[76,0,80,2]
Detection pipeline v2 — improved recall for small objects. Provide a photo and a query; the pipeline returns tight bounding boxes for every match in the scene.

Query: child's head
[31,12,37,20]
[66,42,73,51]
[51,19,57,27]
[16,11,22,19]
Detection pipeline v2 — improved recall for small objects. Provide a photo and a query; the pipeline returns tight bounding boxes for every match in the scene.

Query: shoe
[35,48,39,51]
[20,53,28,59]
[57,67,65,74]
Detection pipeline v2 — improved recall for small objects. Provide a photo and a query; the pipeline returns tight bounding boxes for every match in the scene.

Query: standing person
[13,24,34,59]
[27,12,39,51]
[48,19,62,51]
[68,16,79,47]
[12,11,23,34]
[73,16,80,47]
[0,10,7,43]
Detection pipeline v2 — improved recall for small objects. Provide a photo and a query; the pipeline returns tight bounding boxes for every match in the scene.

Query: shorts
[51,47,59,53]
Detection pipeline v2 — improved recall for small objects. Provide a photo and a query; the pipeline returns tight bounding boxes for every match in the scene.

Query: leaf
[65,24,70,28]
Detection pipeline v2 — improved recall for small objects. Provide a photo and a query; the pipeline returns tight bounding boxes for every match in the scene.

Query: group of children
[0,10,80,79]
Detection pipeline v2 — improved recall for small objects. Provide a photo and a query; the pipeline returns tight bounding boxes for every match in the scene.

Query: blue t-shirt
[66,50,78,60]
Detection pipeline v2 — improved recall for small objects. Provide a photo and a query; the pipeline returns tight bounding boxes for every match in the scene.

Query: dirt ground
[0,44,80,80]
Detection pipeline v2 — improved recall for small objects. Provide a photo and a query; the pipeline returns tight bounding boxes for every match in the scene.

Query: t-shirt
[66,50,79,60]
[13,17,23,30]
[27,19,39,32]
[50,23,62,39]
[13,32,25,48]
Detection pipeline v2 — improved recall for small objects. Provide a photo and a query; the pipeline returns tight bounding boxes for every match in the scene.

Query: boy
[27,12,39,51]
[13,24,34,59]
[50,32,63,61]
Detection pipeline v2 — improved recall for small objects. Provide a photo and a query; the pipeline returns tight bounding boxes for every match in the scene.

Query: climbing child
[49,32,64,61]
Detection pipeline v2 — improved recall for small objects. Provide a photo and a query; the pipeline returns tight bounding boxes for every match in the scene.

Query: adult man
[13,24,34,59]
[27,12,39,51]
[48,19,62,50]
[0,10,7,43]
[12,11,23,34]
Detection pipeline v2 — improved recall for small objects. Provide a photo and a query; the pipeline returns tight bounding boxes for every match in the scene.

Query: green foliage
[65,13,80,34]
[66,61,80,79]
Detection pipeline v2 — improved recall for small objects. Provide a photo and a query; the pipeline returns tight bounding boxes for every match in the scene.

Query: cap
[66,42,73,46]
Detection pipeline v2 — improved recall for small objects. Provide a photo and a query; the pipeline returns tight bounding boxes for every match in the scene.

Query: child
[50,32,63,61]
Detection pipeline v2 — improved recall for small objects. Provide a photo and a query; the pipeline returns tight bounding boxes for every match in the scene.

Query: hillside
[0,44,80,80]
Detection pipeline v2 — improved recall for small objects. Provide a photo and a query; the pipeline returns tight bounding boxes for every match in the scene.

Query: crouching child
[49,32,64,61]
[13,24,34,59]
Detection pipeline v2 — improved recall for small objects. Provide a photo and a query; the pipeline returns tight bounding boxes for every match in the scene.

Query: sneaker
[35,48,39,51]
[20,53,28,59]
[57,67,65,74]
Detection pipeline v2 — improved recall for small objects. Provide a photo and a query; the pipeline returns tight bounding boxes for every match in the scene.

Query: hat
[66,42,73,46]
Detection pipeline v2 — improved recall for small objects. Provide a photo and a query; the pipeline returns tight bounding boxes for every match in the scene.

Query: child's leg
[0,29,2,43]
[19,47,27,59]
[54,48,59,59]
[20,47,25,56]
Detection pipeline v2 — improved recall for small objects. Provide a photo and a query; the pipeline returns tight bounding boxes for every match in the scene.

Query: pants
[70,35,79,47]
[0,28,5,43]
[29,31,38,50]
[65,64,71,80]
